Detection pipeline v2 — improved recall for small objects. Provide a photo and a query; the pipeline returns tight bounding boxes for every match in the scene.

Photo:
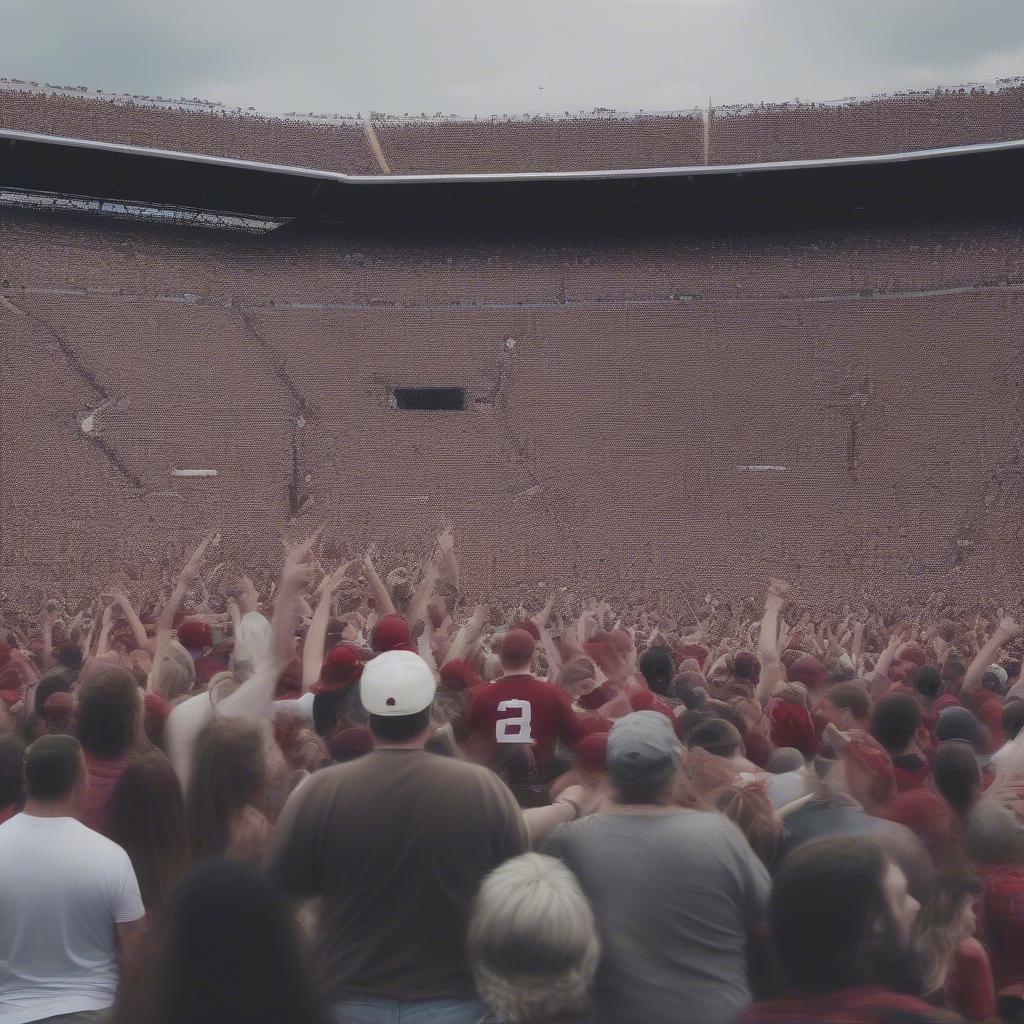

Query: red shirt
[891,753,932,793]
[82,752,131,836]
[628,688,675,722]
[945,938,997,1021]
[467,674,588,773]
[741,986,957,1024]
[978,863,1024,994]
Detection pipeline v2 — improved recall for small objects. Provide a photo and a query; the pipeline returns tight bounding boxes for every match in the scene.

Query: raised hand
[318,560,353,597]
[283,526,324,570]
[997,615,1021,639]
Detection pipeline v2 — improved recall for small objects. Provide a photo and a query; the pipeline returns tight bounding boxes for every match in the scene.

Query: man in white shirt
[0,735,145,1024]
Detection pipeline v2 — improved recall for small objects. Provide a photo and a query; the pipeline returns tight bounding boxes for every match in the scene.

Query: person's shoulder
[957,936,991,965]
[64,818,136,866]
[289,760,360,796]
[666,807,740,835]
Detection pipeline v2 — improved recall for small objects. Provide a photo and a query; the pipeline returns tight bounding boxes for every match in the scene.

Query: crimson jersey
[467,674,588,773]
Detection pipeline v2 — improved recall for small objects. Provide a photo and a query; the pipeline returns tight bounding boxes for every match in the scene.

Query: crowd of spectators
[3,525,1024,1023]
[3,79,1024,176]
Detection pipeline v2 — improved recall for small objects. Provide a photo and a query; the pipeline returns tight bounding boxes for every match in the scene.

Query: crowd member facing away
[74,665,140,835]
[469,853,600,1024]
[0,735,145,1024]
[266,651,528,1024]
[106,752,189,921]
[541,711,770,1024]
[186,717,271,864]
[871,695,931,793]
[467,629,588,779]
[131,859,321,1024]
[741,836,958,1024]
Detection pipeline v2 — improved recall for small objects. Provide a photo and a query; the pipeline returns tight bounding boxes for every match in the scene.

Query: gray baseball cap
[607,711,682,785]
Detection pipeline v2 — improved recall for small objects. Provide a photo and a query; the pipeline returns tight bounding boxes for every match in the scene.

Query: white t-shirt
[0,814,145,1024]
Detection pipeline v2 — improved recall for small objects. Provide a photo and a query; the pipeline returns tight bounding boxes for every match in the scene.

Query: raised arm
[95,602,115,660]
[302,562,351,691]
[38,600,57,671]
[869,625,907,699]
[105,591,155,656]
[755,580,791,706]
[530,592,560,678]
[219,534,317,721]
[443,604,489,667]
[963,615,1021,696]
[147,534,215,696]
[362,549,397,617]
[165,541,315,788]
[407,538,443,632]
[436,525,460,598]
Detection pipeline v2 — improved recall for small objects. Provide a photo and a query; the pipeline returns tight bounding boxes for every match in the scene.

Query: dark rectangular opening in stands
[392,387,465,411]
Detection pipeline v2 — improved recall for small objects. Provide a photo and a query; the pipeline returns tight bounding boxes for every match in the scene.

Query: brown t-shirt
[265,748,527,1002]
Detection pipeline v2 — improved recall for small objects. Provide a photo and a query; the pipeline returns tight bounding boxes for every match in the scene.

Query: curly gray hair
[468,853,600,1024]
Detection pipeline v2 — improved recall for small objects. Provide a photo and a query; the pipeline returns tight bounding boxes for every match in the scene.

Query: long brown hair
[186,719,267,860]
[914,871,982,995]
[107,752,188,918]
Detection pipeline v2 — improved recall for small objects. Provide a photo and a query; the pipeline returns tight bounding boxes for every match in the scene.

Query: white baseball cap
[360,650,436,716]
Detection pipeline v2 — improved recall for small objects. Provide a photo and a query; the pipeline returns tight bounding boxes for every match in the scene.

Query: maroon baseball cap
[501,629,537,664]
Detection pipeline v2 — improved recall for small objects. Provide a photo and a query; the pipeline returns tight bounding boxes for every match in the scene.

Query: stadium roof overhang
[1,127,1024,232]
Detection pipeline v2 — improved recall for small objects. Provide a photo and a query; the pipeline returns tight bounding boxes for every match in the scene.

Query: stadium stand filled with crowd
[3,79,1024,1024]
[1,532,1024,1022]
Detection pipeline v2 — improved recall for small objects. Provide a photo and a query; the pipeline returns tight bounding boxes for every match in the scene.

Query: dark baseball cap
[607,711,682,786]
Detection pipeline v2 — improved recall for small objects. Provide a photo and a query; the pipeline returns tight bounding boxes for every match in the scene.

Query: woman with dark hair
[915,872,996,1021]
[0,730,26,824]
[128,859,322,1024]
[741,836,958,1024]
[74,664,141,834]
[106,752,189,920]
[186,718,270,863]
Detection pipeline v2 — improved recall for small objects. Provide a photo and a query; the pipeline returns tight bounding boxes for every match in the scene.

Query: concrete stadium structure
[1,82,1024,605]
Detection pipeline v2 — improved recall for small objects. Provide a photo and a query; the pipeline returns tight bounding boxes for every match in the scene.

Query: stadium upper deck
[1,77,1023,176]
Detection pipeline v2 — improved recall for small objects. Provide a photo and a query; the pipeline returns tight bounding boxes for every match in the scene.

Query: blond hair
[469,853,599,1024]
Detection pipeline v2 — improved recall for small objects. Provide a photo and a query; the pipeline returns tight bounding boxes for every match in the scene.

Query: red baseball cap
[371,614,415,654]
[787,654,830,691]
[500,629,537,664]
[896,641,927,668]
[439,658,481,692]
[313,643,364,694]
[177,620,212,651]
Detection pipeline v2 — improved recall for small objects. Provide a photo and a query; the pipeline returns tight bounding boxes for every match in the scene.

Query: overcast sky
[2,0,1023,118]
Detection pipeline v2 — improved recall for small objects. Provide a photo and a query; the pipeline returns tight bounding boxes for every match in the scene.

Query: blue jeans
[331,998,487,1024]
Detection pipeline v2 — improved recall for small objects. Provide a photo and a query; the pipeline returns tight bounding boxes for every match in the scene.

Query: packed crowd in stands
[3,79,1024,175]
[4,525,1024,1023]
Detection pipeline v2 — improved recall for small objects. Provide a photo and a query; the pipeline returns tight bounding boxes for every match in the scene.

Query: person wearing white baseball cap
[359,650,436,719]
[265,650,528,1024]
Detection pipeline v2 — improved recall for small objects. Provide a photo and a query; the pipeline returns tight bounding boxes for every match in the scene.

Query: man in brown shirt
[266,649,528,1024]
